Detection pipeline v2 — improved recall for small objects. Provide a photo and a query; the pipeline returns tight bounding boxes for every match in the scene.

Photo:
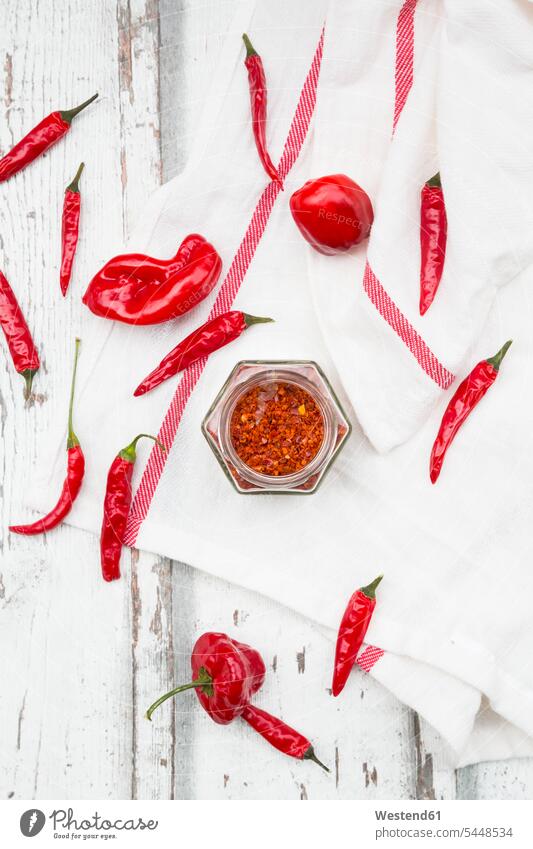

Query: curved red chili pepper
[0,269,40,398]
[0,94,98,183]
[332,574,383,698]
[10,339,84,535]
[82,234,222,325]
[60,162,84,296]
[146,631,328,770]
[133,311,273,397]
[242,34,282,186]
[429,340,512,484]
[100,433,166,582]
[419,172,447,316]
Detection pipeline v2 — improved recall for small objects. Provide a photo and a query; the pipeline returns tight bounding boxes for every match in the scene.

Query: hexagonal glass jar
[201,360,351,494]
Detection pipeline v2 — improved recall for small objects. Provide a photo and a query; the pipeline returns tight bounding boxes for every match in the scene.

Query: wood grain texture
[0,0,532,800]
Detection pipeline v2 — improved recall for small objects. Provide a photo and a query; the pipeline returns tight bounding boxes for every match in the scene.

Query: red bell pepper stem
[429,341,512,483]
[10,339,85,535]
[145,667,214,720]
[332,573,383,697]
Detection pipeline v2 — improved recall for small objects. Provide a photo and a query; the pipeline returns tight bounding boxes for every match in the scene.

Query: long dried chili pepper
[133,311,273,397]
[241,704,328,771]
[0,94,98,183]
[100,433,165,582]
[60,162,84,296]
[419,172,447,316]
[242,34,282,186]
[0,269,40,398]
[10,339,84,535]
[429,340,512,484]
[332,574,383,697]
[146,631,328,770]
[83,234,222,325]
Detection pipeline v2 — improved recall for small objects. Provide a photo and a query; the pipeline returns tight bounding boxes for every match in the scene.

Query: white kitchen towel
[28,0,533,767]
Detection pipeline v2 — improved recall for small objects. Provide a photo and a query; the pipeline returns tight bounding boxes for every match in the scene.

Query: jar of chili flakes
[202,361,351,494]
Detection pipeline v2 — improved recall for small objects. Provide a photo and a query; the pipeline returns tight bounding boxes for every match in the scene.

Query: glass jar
[201,360,351,494]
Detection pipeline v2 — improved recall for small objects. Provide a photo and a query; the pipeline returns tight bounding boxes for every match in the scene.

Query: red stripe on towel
[363,263,454,389]
[363,0,455,398]
[357,645,385,673]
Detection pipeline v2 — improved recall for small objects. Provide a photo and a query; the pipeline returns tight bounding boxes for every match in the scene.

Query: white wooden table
[1,0,532,801]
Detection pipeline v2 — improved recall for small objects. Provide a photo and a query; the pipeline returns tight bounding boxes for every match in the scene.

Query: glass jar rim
[218,369,337,489]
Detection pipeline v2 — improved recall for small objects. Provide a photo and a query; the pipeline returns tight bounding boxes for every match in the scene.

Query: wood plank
[0,0,159,799]
[457,761,533,801]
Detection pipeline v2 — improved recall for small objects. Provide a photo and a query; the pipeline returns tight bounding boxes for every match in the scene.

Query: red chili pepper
[60,162,84,296]
[82,234,222,326]
[100,433,165,582]
[419,172,447,316]
[290,174,374,255]
[133,311,273,397]
[10,339,84,535]
[429,341,512,484]
[0,269,40,398]
[146,631,328,770]
[242,34,282,186]
[240,705,328,770]
[0,94,98,183]
[332,574,383,698]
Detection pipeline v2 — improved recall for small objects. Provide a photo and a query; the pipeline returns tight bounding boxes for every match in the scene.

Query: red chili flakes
[230,381,324,476]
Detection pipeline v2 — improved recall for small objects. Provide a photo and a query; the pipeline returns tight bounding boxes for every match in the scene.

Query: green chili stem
[486,340,512,372]
[118,433,166,463]
[360,574,383,600]
[426,172,441,189]
[66,162,84,193]
[22,368,37,400]
[242,33,258,58]
[67,338,81,449]
[145,681,204,721]
[304,746,330,773]
[243,313,274,327]
[60,93,99,124]
[146,666,213,720]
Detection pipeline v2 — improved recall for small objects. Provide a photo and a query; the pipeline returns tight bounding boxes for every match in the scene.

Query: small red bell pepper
[290,174,373,255]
